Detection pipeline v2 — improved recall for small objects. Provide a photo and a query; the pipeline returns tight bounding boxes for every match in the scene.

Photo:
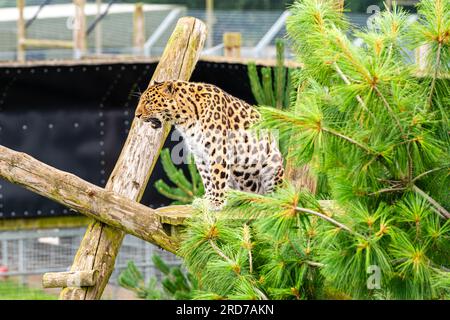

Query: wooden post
[17,0,26,62]
[95,0,102,55]
[59,17,206,300]
[133,2,145,55]
[21,39,74,48]
[73,0,86,59]
[223,32,241,58]
[206,0,214,48]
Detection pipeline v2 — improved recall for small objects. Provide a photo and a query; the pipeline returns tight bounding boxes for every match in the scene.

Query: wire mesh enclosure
[0,227,180,299]
[0,0,186,61]
[0,0,382,62]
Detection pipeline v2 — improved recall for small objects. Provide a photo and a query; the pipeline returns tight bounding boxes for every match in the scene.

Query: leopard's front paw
[192,197,224,212]
[207,199,225,212]
[192,197,211,212]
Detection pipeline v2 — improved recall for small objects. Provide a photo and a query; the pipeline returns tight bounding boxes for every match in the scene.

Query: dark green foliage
[154,148,204,204]
[118,255,198,300]
[248,39,296,158]
[247,39,294,110]
[180,0,450,300]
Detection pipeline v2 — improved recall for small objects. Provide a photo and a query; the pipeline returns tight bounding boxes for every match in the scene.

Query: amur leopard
[135,80,284,210]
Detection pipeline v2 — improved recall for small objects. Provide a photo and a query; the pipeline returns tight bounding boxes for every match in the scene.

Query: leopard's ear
[161,81,175,97]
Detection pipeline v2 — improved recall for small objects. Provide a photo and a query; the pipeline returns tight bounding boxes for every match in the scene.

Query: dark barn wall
[0,60,254,219]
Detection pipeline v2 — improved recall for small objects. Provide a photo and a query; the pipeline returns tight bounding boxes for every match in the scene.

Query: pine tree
[179,0,450,300]
[154,148,204,204]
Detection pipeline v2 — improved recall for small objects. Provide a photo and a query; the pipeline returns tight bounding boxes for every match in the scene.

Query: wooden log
[223,32,241,58]
[43,271,98,288]
[133,2,145,55]
[21,39,75,49]
[60,17,206,300]
[17,0,26,62]
[0,144,189,252]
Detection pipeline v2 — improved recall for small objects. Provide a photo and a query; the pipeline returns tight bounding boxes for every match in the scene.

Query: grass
[0,279,57,300]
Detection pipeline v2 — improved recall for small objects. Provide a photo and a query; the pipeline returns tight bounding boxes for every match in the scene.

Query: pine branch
[288,238,325,268]
[306,261,325,267]
[412,185,450,219]
[321,127,373,154]
[275,39,286,109]
[373,85,405,136]
[259,106,374,155]
[254,287,269,300]
[262,67,276,106]
[208,239,235,267]
[427,41,442,109]
[411,165,450,183]
[368,186,406,196]
[285,68,294,109]
[247,63,266,105]
[333,62,375,120]
[242,224,253,274]
[154,180,192,203]
[295,206,360,236]
[160,149,193,196]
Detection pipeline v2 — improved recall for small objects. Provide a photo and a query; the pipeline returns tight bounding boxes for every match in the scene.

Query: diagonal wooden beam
[58,17,206,300]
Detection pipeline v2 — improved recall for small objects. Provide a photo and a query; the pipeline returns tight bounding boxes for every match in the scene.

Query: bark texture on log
[42,271,98,288]
[60,17,206,300]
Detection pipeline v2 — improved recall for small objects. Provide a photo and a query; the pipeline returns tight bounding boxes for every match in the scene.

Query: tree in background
[179,0,450,300]
[247,38,296,158]
[248,39,294,110]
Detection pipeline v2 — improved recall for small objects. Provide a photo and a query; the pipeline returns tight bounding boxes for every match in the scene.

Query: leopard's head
[135,81,178,129]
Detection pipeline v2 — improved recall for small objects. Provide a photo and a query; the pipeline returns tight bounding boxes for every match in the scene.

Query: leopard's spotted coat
[135,80,284,210]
